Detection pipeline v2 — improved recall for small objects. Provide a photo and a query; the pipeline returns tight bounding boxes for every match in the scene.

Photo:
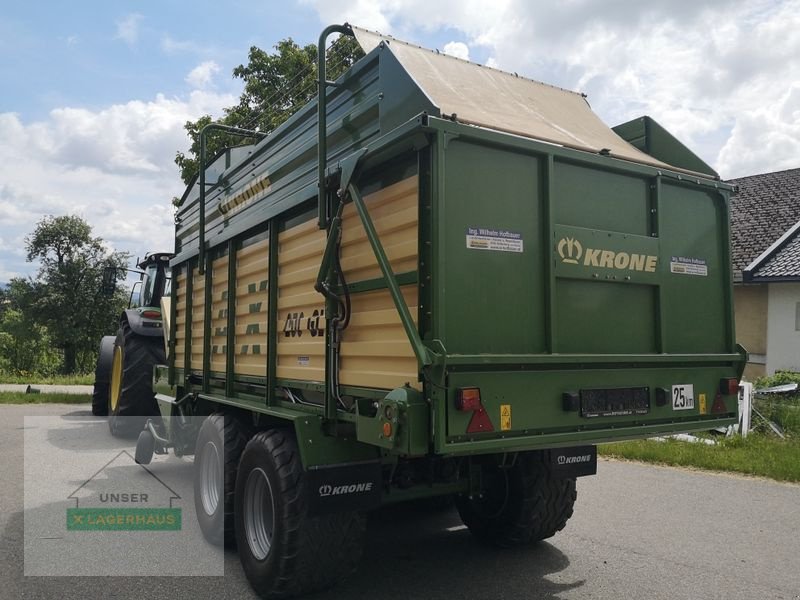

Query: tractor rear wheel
[91,335,116,416]
[234,429,365,599]
[194,413,249,547]
[456,451,577,547]
[107,321,165,438]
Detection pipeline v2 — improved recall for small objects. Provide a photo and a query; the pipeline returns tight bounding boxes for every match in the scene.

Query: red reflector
[466,406,495,434]
[719,378,739,395]
[711,393,727,414]
[141,310,161,319]
[456,388,482,411]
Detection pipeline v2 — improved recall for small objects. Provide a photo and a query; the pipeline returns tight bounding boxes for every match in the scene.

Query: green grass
[0,373,94,385]
[599,434,800,483]
[0,392,92,404]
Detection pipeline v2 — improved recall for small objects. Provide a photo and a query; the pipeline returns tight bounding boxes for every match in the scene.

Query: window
[796,302,800,332]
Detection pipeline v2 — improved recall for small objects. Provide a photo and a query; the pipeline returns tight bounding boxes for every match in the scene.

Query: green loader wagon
[126,24,745,598]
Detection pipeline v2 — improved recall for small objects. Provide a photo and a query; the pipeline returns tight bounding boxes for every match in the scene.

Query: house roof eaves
[742,217,800,282]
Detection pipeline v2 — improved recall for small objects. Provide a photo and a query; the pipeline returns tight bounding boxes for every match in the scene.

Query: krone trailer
[131,24,746,599]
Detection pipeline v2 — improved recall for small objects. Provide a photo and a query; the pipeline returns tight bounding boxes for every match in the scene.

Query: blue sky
[1,0,799,281]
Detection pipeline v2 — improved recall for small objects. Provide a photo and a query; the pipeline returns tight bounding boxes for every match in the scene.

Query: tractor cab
[133,252,173,309]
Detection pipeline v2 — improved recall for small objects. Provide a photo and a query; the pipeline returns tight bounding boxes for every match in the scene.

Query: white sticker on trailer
[466,227,523,253]
[672,384,695,410]
[670,256,708,276]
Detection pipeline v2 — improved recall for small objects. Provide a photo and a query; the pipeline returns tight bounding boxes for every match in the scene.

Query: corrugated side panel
[210,253,228,374]
[174,267,187,368]
[235,235,269,377]
[339,176,420,390]
[276,219,326,382]
[190,266,205,371]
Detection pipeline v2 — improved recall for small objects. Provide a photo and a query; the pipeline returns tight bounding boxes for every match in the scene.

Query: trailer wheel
[194,413,249,547]
[234,429,365,598]
[107,321,164,438]
[456,451,576,547]
[91,335,116,416]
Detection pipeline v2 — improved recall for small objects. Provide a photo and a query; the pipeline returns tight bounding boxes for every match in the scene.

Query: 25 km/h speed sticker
[672,384,694,410]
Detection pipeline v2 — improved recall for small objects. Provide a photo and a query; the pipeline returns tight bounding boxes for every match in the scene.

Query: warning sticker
[466,227,523,253]
[670,256,708,276]
[500,404,512,431]
[297,356,310,366]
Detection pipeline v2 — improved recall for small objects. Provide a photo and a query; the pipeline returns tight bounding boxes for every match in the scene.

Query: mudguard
[123,308,165,338]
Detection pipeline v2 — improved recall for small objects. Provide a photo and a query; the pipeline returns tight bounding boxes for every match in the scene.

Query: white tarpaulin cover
[353,27,677,172]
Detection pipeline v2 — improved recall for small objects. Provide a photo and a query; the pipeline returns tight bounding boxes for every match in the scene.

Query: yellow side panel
[276,219,326,382]
[234,238,269,377]
[190,266,205,371]
[340,175,419,281]
[339,175,420,390]
[339,285,419,390]
[174,270,187,367]
[209,254,229,374]
[160,297,171,359]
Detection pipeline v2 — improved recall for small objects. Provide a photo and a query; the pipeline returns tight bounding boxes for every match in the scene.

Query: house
[728,168,800,380]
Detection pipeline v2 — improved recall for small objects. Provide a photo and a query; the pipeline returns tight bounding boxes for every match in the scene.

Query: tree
[175,35,364,186]
[0,307,59,375]
[21,215,129,374]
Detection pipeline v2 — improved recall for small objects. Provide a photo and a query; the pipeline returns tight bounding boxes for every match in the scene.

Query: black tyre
[194,413,249,547]
[107,321,165,438]
[91,335,116,416]
[456,451,577,547]
[234,429,365,599]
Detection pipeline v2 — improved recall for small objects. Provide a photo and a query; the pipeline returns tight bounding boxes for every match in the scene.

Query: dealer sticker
[670,256,707,276]
[672,384,694,410]
[466,227,523,253]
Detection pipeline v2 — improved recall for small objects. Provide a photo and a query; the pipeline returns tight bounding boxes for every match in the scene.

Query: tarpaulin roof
[353,26,680,173]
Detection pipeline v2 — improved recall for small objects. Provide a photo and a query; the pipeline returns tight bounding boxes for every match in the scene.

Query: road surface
[2,403,799,599]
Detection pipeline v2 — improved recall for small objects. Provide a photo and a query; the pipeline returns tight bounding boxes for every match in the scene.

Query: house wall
[766,282,800,374]
[733,284,767,380]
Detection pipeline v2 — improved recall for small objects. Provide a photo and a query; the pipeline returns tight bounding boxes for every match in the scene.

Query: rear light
[456,387,482,411]
[141,309,161,319]
[719,378,739,395]
[455,387,495,434]
[711,393,727,414]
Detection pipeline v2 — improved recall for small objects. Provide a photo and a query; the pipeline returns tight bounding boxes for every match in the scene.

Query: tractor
[92,252,173,437]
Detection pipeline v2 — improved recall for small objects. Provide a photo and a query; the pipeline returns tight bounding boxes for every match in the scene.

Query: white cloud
[115,13,143,46]
[161,35,203,55]
[300,0,391,31]
[186,61,221,90]
[442,41,469,61]
[303,0,800,178]
[0,89,236,280]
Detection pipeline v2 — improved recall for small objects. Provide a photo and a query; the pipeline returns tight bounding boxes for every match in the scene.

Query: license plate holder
[580,386,650,418]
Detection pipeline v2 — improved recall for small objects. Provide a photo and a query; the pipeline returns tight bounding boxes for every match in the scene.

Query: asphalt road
[2,403,799,600]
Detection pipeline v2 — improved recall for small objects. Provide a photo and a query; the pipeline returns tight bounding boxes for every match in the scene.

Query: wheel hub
[243,467,275,561]
[109,345,123,412]
[200,441,221,516]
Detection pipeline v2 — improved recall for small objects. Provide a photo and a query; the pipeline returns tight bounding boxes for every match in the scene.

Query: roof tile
[727,168,800,282]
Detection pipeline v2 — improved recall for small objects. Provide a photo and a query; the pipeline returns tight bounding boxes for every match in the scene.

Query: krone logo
[319,484,333,497]
[556,236,658,273]
[557,237,582,264]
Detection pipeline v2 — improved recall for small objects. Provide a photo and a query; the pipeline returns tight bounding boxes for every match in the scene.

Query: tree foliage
[3,216,130,374]
[175,35,364,186]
